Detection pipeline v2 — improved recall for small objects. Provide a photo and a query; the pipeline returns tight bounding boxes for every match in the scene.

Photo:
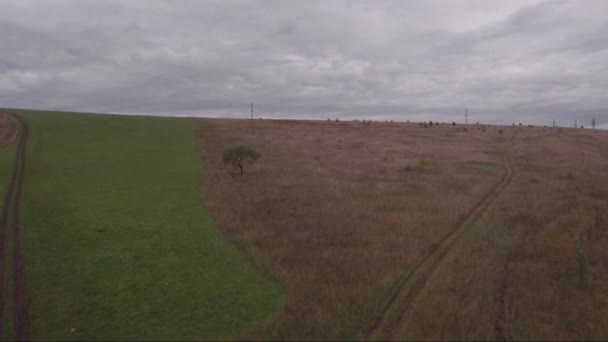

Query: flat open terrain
[0,109,283,340]
[198,119,608,340]
[1,109,607,340]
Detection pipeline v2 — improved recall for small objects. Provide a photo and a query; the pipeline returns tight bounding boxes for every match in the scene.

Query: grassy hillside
[197,118,608,340]
[7,109,283,340]
[0,143,16,213]
[4,109,606,340]
[0,144,17,340]
[197,118,511,339]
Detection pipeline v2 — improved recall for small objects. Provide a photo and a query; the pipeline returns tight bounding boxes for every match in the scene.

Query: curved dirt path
[366,131,517,340]
[0,113,30,341]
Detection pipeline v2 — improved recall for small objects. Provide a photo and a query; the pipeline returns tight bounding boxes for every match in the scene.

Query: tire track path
[367,131,517,340]
[0,113,30,341]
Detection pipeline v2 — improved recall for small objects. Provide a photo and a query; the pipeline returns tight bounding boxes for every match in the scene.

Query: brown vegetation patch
[0,112,19,146]
[197,119,510,339]
[392,126,608,340]
[197,120,608,339]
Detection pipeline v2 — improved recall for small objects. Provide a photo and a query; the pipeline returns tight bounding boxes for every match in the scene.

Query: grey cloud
[0,0,606,127]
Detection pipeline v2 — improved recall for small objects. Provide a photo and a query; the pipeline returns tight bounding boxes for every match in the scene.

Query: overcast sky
[0,0,607,126]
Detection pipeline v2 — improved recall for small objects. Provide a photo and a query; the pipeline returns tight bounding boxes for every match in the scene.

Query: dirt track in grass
[367,131,517,340]
[0,112,30,341]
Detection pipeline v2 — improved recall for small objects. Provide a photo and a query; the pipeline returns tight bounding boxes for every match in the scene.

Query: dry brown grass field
[0,112,18,146]
[197,119,608,340]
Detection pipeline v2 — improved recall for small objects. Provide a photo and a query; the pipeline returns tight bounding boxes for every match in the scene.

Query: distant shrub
[422,159,439,172]
[383,155,394,163]
[594,205,601,230]
[452,121,456,126]
[576,232,588,289]
[406,159,439,173]
[498,129,503,134]
[223,145,261,175]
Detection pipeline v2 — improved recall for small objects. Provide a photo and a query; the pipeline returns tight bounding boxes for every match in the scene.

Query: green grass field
[5,109,283,340]
[0,143,17,340]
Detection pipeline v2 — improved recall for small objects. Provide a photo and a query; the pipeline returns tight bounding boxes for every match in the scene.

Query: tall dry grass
[197,119,510,339]
[392,127,608,340]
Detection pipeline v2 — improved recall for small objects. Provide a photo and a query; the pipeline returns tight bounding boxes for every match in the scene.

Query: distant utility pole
[592,116,596,129]
[250,103,254,120]
[574,119,578,128]
[465,108,468,124]
[552,120,556,128]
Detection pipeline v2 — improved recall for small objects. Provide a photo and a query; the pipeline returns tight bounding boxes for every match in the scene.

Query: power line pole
[592,116,596,129]
[552,120,556,128]
[574,119,577,128]
[251,103,254,120]
[465,108,468,124]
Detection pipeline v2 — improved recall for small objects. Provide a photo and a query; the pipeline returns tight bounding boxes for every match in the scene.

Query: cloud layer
[0,0,607,126]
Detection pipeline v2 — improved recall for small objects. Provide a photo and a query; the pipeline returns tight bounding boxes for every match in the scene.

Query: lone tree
[223,145,261,175]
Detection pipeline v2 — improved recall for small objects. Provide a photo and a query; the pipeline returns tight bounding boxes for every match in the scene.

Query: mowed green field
[4,109,283,340]
[0,143,17,339]
[0,143,16,208]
